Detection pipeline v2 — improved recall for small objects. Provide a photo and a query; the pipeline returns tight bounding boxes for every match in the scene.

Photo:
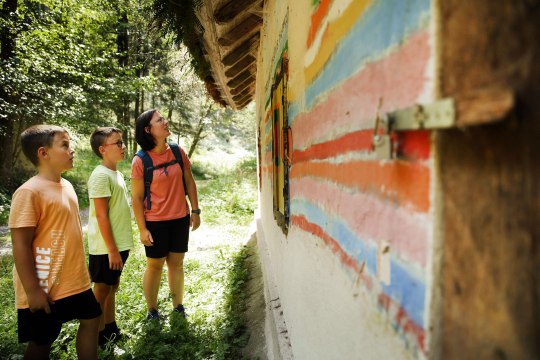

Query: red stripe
[293,130,374,163]
[378,293,426,353]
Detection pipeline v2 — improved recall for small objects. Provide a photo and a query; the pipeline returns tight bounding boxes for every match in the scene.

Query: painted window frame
[270,56,291,234]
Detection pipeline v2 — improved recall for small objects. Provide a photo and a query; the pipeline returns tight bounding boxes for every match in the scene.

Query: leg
[103,283,119,325]
[166,252,185,307]
[144,257,166,310]
[76,317,99,360]
[93,282,111,332]
[24,342,52,360]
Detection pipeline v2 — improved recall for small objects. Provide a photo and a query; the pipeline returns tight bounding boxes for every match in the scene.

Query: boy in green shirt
[87,127,133,346]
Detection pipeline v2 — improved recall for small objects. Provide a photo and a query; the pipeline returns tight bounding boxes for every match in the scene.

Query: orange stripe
[293,130,373,163]
[307,0,332,48]
[291,160,430,212]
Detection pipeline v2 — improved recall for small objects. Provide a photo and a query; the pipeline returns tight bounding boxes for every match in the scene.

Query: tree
[0,0,19,184]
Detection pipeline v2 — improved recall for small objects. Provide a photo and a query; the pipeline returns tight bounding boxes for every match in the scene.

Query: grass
[0,149,259,359]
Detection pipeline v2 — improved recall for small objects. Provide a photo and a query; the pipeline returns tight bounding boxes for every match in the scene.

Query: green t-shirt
[87,165,133,255]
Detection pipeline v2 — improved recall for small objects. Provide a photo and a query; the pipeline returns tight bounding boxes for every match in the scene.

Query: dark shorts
[145,215,190,258]
[18,289,101,345]
[89,250,130,285]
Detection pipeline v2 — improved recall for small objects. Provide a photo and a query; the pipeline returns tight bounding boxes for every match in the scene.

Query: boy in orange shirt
[9,125,101,359]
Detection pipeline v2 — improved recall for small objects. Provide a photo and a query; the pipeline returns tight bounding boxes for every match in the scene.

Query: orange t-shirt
[9,176,91,309]
[131,144,191,221]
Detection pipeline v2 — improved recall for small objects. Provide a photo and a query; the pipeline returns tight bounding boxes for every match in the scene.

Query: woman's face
[147,111,170,140]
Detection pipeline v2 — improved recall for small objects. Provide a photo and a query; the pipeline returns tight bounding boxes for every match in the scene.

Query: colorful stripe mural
[258,0,434,356]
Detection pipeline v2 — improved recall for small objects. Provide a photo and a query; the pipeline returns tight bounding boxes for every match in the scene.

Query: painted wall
[255,0,437,358]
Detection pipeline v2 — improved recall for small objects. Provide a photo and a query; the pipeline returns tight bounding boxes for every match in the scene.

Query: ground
[0,209,267,359]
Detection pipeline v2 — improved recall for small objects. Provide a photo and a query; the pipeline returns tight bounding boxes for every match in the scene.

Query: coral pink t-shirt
[9,176,91,309]
[131,144,191,221]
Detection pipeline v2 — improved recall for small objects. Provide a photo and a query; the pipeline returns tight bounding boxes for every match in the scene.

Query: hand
[27,288,52,314]
[191,213,200,231]
[108,250,123,271]
[140,228,154,246]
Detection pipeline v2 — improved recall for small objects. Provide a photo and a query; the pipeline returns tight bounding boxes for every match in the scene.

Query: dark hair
[90,127,122,158]
[20,124,68,166]
[135,109,158,151]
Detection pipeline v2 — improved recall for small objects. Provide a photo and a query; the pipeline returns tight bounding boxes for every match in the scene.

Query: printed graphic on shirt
[35,230,66,293]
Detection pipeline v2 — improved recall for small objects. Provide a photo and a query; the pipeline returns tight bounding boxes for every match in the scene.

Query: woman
[131,109,201,320]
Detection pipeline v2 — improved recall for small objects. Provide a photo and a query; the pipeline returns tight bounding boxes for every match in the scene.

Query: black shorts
[89,250,130,285]
[145,215,190,258]
[17,289,101,345]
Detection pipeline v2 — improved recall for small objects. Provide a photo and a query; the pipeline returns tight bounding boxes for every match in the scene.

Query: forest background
[0,0,262,358]
[0,0,257,221]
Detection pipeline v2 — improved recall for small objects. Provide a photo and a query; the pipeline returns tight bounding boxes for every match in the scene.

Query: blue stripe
[288,0,431,124]
[292,198,426,326]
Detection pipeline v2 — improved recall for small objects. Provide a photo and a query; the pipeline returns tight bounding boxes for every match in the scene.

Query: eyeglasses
[104,140,124,149]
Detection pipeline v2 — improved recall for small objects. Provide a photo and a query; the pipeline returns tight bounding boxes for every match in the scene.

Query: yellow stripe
[304,0,371,86]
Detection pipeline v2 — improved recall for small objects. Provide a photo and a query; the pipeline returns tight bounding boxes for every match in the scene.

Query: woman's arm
[184,169,201,231]
[131,178,154,246]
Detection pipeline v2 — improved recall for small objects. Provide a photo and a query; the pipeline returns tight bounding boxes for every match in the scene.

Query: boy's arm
[185,168,200,231]
[93,197,123,270]
[11,227,52,313]
[131,178,154,246]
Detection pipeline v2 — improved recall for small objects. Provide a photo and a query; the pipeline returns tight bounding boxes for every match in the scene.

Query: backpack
[135,143,187,210]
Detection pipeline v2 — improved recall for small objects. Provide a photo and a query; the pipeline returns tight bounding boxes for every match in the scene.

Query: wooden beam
[218,14,262,47]
[227,69,253,88]
[233,87,254,102]
[214,0,261,24]
[454,85,514,127]
[235,94,253,104]
[222,33,260,67]
[230,79,254,95]
[225,55,255,78]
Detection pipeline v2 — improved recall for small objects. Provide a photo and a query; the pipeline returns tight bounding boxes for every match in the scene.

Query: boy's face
[101,132,125,162]
[40,132,74,172]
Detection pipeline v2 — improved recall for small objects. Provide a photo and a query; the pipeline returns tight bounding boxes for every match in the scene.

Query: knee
[93,284,111,302]
[166,257,184,271]
[146,259,165,272]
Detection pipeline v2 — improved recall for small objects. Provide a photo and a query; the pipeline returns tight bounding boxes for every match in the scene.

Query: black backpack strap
[169,143,188,196]
[135,149,154,210]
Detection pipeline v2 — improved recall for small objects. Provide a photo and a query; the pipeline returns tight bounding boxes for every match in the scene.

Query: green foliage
[151,0,207,79]
[0,0,137,129]
[0,153,258,359]
[197,157,258,227]
[0,256,23,356]
[0,190,11,225]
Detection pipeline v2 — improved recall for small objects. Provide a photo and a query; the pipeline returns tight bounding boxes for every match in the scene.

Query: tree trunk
[0,0,19,184]
[115,7,129,143]
[188,117,204,157]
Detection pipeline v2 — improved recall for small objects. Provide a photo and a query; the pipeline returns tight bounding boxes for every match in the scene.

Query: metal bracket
[388,98,456,131]
[370,89,514,159]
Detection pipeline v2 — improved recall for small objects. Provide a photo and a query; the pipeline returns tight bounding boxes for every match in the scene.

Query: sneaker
[173,304,186,318]
[98,330,109,348]
[146,308,161,321]
[105,322,125,342]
